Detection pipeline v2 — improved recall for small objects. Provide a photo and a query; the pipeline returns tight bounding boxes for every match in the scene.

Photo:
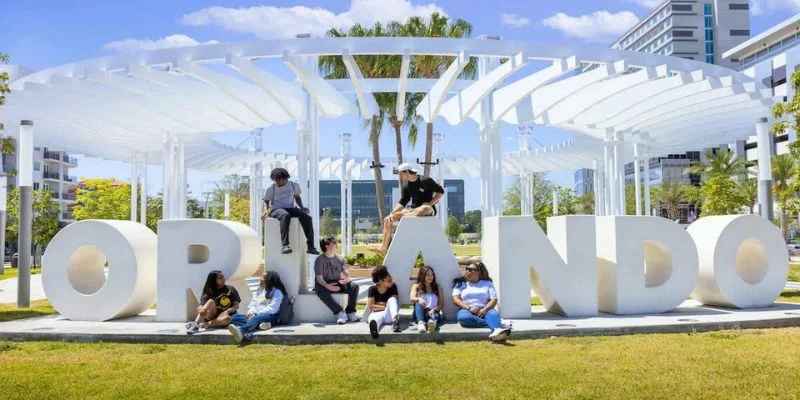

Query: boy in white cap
[369,162,445,254]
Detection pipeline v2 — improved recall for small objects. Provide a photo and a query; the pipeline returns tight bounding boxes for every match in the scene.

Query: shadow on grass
[0,300,56,322]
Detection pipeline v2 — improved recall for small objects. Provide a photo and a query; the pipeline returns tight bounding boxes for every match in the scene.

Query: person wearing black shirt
[185,270,241,334]
[369,163,444,254]
[366,265,401,339]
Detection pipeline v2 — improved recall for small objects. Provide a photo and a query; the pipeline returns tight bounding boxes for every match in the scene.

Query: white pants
[367,297,399,329]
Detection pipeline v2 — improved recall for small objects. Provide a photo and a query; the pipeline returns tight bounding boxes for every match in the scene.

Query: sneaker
[258,322,272,331]
[281,245,292,254]
[501,319,513,330]
[369,320,379,339]
[336,311,347,324]
[391,317,402,333]
[346,312,361,323]
[307,248,320,255]
[185,321,199,334]
[417,321,426,333]
[228,324,244,343]
[489,327,511,342]
[427,319,437,333]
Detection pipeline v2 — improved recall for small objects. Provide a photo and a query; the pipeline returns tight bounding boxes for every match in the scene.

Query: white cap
[396,162,418,173]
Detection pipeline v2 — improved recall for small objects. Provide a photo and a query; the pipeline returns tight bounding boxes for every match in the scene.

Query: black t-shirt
[399,175,445,210]
[368,283,398,304]
[200,285,241,312]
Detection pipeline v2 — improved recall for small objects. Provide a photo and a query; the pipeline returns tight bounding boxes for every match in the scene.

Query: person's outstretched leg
[288,207,318,254]
[457,309,488,329]
[315,286,344,315]
[414,303,426,322]
[344,283,359,314]
[270,208,292,252]
[484,309,502,331]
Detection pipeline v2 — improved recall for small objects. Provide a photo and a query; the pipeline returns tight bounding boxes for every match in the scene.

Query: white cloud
[500,13,531,28]
[625,0,665,8]
[542,11,640,42]
[103,34,218,53]
[750,0,800,16]
[180,0,446,39]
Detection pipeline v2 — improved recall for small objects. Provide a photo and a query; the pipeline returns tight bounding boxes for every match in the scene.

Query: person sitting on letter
[369,163,444,254]
[261,167,320,255]
[227,271,286,343]
[452,262,511,342]
[314,236,360,324]
[410,265,444,333]
[185,270,240,334]
[367,265,402,339]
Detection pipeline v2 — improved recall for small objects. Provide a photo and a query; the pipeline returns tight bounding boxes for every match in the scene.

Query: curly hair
[270,168,290,181]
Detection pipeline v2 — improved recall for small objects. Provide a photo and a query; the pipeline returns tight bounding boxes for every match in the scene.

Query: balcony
[50,192,76,201]
[62,174,77,183]
[43,171,60,180]
[64,156,78,166]
[43,151,61,161]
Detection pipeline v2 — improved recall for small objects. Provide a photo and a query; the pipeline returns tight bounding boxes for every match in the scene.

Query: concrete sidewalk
[0,274,46,304]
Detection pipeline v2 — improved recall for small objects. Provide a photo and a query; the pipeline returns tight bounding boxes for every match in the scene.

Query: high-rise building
[573,169,594,196]
[611,0,750,68]
[319,179,465,225]
[2,143,79,225]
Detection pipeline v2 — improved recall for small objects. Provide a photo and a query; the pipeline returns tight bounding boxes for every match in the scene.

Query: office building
[574,169,594,196]
[611,0,750,68]
[319,179,465,225]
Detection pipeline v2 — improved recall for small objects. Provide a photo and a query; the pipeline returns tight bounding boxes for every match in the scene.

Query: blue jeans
[231,312,279,337]
[457,308,501,332]
[414,303,440,324]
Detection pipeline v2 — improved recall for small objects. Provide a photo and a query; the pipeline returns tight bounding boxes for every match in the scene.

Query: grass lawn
[350,244,481,257]
[0,328,799,399]
[0,267,41,281]
[790,263,800,282]
[0,300,54,322]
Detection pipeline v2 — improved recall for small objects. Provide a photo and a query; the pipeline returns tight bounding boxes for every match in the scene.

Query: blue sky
[0,0,795,210]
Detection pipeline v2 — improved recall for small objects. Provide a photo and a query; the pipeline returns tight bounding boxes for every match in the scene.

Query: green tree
[463,209,481,234]
[446,215,462,242]
[737,177,758,214]
[652,181,698,221]
[772,154,795,240]
[72,178,131,220]
[320,208,337,237]
[700,174,745,216]
[772,69,800,143]
[6,188,59,265]
[229,195,250,224]
[555,187,578,216]
[686,148,747,179]
[575,192,595,215]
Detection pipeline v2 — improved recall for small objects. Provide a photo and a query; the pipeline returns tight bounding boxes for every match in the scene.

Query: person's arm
[339,257,351,284]
[390,203,405,216]
[367,294,385,312]
[246,292,260,316]
[434,285,445,313]
[263,289,283,315]
[225,302,240,316]
[261,186,273,220]
[427,192,444,207]
[292,182,309,213]
[409,283,421,303]
[395,186,411,214]
[452,294,477,314]
[477,283,498,317]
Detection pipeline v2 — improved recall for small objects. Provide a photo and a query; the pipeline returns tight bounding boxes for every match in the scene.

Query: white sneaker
[228,324,244,344]
[258,322,272,331]
[336,311,347,324]
[501,319,513,329]
[489,327,510,342]
[347,312,361,323]
[427,319,437,333]
[417,321,426,333]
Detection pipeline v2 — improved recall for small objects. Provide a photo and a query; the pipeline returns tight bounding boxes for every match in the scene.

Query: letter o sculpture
[688,215,788,308]
[42,220,157,321]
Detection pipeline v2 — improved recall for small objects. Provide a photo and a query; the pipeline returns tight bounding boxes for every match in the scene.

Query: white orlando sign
[40,215,788,322]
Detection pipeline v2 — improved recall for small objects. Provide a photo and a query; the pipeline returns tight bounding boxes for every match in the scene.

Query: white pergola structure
[0,37,779,238]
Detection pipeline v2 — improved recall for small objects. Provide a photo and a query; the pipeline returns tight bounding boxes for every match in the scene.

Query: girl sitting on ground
[367,265,402,339]
[452,262,511,342]
[228,270,287,343]
[410,265,444,333]
[185,270,241,334]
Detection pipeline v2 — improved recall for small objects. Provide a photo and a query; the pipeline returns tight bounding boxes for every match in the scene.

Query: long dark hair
[202,270,223,298]
[260,270,287,297]
[416,265,439,295]
[452,262,492,288]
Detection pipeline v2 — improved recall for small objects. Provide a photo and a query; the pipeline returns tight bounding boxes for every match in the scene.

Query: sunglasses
[465,267,477,272]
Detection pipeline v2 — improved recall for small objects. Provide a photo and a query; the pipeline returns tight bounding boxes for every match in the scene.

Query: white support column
[249,163,258,231]
[592,159,601,216]
[140,153,147,225]
[340,133,351,255]
[224,192,231,220]
[633,144,642,216]
[309,100,320,248]
[162,133,174,220]
[17,120,34,308]
[0,179,6,276]
[552,189,559,216]
[757,117,774,222]
[433,132,448,228]
[643,145,651,216]
[604,130,615,216]
[130,151,138,222]
[177,135,187,219]
[478,51,503,219]
[346,179,353,255]
[614,131,625,215]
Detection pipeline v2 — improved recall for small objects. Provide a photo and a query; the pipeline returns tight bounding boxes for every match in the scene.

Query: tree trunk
[780,205,787,242]
[391,115,405,192]
[371,116,387,221]
[424,122,434,176]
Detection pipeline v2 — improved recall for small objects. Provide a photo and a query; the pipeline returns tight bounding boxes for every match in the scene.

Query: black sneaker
[391,317,402,333]
[185,321,199,334]
[306,248,320,255]
[281,245,292,254]
[369,320,379,339]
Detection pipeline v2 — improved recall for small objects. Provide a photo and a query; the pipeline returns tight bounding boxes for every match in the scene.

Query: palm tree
[737,177,758,214]
[401,13,475,176]
[685,149,748,179]
[772,154,795,240]
[652,181,696,221]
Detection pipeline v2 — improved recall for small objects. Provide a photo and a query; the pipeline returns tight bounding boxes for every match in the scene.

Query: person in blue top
[451,262,511,342]
[228,271,287,343]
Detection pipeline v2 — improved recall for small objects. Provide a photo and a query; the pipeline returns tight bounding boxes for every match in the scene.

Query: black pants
[270,207,315,249]
[315,281,359,315]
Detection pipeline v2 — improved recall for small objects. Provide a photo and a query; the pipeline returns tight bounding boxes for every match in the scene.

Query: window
[673,30,693,37]
[706,54,714,64]
[730,29,750,36]
[704,3,712,14]
[705,30,713,40]
[773,66,787,87]
[705,42,714,54]
[33,183,39,190]
[672,4,692,11]
[729,3,749,10]
[33,162,40,172]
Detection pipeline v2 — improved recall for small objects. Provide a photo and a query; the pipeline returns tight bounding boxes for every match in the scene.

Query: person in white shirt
[410,265,444,333]
[228,271,286,343]
[451,262,511,342]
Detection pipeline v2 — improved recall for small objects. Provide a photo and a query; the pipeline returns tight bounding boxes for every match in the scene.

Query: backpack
[278,294,295,325]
